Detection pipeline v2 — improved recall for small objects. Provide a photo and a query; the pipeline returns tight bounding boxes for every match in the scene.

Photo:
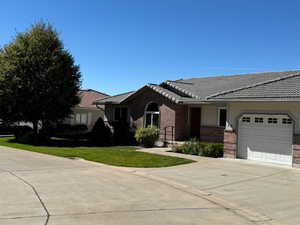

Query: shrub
[172,138,204,155]
[89,118,112,146]
[111,121,137,146]
[55,123,88,134]
[14,126,33,139]
[172,139,224,158]
[13,125,52,144]
[200,143,224,158]
[0,122,14,135]
[135,126,160,148]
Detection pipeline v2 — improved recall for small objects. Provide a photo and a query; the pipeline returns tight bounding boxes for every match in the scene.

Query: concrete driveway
[0,146,299,225]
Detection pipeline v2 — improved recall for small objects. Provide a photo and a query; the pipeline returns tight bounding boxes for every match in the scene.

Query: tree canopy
[0,22,81,136]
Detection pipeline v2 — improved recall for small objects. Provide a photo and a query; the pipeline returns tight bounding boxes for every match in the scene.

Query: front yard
[0,137,194,168]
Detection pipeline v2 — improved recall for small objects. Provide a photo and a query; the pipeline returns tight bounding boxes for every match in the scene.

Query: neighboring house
[64,89,109,131]
[94,70,300,167]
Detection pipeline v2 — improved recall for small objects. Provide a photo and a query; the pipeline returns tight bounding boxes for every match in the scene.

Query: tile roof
[77,89,109,108]
[94,70,300,105]
[162,70,300,101]
[207,73,300,101]
[94,91,135,105]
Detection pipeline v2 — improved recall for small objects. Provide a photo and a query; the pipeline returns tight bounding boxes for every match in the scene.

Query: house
[64,89,109,131]
[94,70,300,167]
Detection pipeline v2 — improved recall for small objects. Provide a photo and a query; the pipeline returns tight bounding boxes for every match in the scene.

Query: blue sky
[1,0,300,95]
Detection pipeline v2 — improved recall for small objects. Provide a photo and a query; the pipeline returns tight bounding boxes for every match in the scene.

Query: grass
[0,137,194,168]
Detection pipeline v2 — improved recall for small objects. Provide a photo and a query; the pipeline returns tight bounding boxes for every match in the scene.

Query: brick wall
[199,126,224,143]
[126,87,188,141]
[223,130,237,158]
[293,135,300,166]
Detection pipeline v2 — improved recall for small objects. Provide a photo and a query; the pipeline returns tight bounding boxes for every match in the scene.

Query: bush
[172,138,203,155]
[14,126,33,139]
[200,143,224,158]
[172,139,223,158]
[55,123,88,134]
[0,122,14,135]
[135,126,160,148]
[89,118,112,146]
[111,121,137,146]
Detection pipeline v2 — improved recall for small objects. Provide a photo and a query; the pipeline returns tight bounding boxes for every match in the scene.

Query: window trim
[218,107,227,128]
[144,102,160,128]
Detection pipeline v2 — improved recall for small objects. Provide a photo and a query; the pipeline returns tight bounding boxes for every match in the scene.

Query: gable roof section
[206,72,300,101]
[161,70,300,101]
[122,84,192,104]
[77,89,109,108]
[93,91,135,105]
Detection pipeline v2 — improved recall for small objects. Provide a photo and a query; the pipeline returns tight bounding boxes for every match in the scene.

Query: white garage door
[238,114,293,165]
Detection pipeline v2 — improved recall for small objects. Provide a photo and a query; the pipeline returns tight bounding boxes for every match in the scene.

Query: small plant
[172,139,224,158]
[172,138,203,155]
[200,143,224,158]
[135,126,160,148]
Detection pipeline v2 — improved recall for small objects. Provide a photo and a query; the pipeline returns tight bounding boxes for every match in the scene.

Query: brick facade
[223,130,237,158]
[126,87,189,141]
[199,126,224,143]
[293,135,300,166]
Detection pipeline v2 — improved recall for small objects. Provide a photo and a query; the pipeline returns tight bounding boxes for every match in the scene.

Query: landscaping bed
[172,139,224,158]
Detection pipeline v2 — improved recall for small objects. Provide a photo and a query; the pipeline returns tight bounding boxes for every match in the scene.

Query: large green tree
[0,22,81,139]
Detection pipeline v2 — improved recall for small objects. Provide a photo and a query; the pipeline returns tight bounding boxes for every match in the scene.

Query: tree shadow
[9,137,92,147]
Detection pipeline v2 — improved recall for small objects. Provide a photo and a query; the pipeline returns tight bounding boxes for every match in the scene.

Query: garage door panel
[238,114,293,166]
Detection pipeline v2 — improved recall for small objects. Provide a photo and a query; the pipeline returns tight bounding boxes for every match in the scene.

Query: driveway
[0,146,298,225]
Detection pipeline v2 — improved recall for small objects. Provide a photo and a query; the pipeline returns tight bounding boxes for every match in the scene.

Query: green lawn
[0,137,194,168]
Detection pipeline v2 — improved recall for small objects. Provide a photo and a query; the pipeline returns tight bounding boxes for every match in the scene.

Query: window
[255,117,264,123]
[282,118,292,124]
[81,114,87,124]
[268,118,278,124]
[114,107,128,121]
[242,117,251,123]
[218,108,227,127]
[74,113,88,125]
[145,102,160,127]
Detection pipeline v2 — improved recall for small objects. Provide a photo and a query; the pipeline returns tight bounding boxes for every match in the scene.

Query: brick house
[95,70,300,167]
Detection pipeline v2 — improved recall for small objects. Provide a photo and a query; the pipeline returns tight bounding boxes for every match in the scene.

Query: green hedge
[172,138,223,158]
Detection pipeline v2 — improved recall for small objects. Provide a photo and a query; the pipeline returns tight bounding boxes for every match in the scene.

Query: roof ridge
[206,72,300,100]
[79,89,109,96]
[179,69,300,81]
[162,81,200,99]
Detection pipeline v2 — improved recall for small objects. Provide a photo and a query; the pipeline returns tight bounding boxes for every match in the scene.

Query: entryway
[190,107,201,139]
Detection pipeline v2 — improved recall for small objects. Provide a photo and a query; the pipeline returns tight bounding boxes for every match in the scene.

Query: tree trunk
[32,120,39,144]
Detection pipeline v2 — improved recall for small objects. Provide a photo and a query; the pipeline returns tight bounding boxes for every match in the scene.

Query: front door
[190,107,201,139]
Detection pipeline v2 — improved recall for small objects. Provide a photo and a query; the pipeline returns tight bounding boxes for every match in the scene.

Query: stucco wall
[227,102,300,134]
[65,107,104,131]
[201,104,219,126]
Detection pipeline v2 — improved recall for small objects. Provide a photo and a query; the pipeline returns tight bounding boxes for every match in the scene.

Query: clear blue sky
[1,0,300,95]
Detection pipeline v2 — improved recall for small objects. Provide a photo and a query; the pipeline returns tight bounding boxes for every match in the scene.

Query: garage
[237,114,293,166]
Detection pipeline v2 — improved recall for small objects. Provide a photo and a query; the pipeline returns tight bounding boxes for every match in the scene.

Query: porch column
[293,134,300,167]
[223,130,237,158]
